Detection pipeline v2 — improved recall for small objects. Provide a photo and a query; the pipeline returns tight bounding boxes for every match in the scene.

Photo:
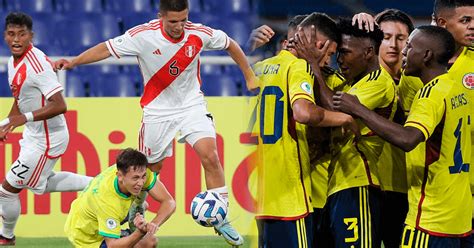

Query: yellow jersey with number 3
[404,73,472,236]
[254,50,315,219]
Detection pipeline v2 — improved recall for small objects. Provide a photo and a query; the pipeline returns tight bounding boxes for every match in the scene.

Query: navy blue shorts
[327,186,382,248]
[461,231,474,248]
[313,206,333,248]
[381,191,408,248]
[257,213,313,248]
[401,225,465,248]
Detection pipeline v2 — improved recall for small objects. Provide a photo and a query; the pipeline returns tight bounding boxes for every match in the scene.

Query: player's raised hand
[352,12,376,32]
[246,25,275,53]
[294,26,330,65]
[54,59,74,70]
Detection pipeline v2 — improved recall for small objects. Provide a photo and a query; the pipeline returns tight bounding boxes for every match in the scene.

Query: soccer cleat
[214,220,244,246]
[0,235,15,246]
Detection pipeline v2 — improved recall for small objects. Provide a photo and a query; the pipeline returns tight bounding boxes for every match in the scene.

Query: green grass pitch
[13,236,254,247]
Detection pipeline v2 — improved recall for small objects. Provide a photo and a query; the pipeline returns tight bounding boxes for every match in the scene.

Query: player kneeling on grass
[65,148,176,248]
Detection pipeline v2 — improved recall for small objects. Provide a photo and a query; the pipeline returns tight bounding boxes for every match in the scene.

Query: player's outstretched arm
[0,92,66,137]
[333,91,424,151]
[147,180,176,229]
[55,42,111,70]
[245,25,275,54]
[226,38,259,90]
[292,98,360,136]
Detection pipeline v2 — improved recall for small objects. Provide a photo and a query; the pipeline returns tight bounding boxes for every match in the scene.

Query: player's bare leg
[193,137,225,190]
[0,181,21,246]
[193,137,243,246]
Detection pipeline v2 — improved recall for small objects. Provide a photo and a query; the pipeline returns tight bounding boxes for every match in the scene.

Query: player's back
[254,50,314,219]
[404,73,472,235]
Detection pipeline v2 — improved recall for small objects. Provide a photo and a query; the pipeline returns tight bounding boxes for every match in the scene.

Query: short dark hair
[417,25,456,65]
[288,14,308,29]
[299,12,341,45]
[159,0,189,13]
[5,12,33,31]
[434,0,474,16]
[116,148,148,174]
[337,18,384,55]
[375,9,414,34]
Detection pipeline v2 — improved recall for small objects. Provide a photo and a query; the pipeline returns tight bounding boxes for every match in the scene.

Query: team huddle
[250,0,474,247]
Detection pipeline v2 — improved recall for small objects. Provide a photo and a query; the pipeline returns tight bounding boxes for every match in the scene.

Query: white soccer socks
[0,185,20,239]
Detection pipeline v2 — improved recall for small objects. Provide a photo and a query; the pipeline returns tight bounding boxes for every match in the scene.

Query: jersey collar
[114,177,131,199]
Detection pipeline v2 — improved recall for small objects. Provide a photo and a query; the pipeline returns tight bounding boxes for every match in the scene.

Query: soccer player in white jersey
[0,12,92,246]
[55,0,255,245]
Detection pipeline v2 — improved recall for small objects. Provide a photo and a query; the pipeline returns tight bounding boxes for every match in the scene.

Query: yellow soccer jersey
[377,141,407,193]
[308,68,347,208]
[399,47,474,196]
[378,69,409,193]
[65,166,157,247]
[398,73,424,115]
[449,47,474,193]
[255,50,315,219]
[405,73,472,236]
[328,67,397,196]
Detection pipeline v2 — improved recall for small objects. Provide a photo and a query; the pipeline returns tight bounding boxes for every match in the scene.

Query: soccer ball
[190,191,227,227]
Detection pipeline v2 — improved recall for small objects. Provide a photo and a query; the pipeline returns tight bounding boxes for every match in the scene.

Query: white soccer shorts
[139,109,216,164]
[6,144,61,194]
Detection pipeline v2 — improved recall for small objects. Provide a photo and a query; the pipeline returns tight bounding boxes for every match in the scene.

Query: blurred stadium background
[0,0,433,98]
[0,0,433,247]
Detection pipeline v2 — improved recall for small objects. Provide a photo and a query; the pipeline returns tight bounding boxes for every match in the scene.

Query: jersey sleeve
[32,57,63,100]
[405,91,444,140]
[106,30,142,59]
[97,200,123,239]
[351,78,393,110]
[202,25,230,51]
[288,60,315,105]
[144,169,158,191]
